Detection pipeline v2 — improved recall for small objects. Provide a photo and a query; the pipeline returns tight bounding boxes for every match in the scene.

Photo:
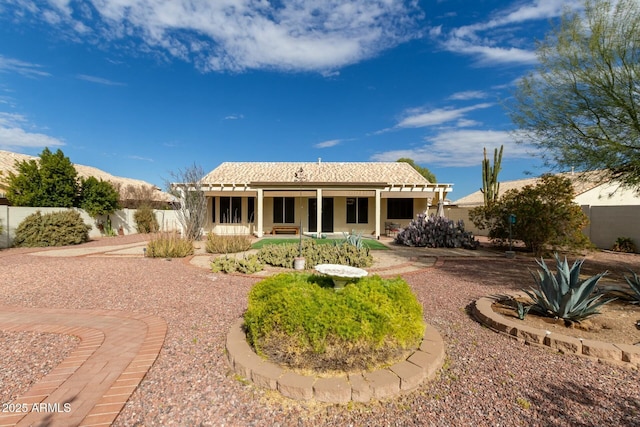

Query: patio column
[437,187,445,217]
[316,188,322,235]
[375,189,381,239]
[256,189,264,237]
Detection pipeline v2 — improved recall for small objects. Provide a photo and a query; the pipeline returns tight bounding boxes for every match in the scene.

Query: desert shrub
[146,232,193,258]
[395,214,478,249]
[612,237,637,253]
[470,174,591,255]
[205,233,252,254]
[210,254,264,274]
[134,205,159,233]
[13,210,90,247]
[257,240,372,269]
[244,273,425,372]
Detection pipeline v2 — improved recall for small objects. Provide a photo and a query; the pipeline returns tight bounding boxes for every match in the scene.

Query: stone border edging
[226,319,445,403]
[471,294,640,368]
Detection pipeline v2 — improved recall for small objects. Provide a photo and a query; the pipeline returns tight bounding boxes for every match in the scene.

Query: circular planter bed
[471,293,640,367]
[225,318,445,403]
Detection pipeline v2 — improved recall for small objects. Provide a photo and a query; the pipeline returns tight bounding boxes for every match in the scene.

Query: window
[273,197,295,223]
[247,198,255,223]
[387,198,413,219]
[220,197,242,223]
[346,197,369,224]
[211,197,216,223]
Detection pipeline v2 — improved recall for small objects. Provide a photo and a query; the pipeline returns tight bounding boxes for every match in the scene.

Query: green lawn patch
[251,237,388,250]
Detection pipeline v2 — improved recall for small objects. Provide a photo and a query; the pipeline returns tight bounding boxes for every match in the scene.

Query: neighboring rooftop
[202,161,437,186]
[452,170,610,207]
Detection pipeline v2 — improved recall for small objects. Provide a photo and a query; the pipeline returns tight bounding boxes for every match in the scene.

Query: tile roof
[452,170,610,207]
[0,149,171,201]
[202,161,434,185]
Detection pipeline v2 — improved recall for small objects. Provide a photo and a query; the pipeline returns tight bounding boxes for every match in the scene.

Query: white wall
[0,207,180,248]
[575,183,640,206]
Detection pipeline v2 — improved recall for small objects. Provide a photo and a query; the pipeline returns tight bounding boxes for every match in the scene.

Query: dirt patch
[493,298,640,346]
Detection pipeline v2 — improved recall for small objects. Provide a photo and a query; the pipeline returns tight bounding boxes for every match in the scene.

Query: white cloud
[395,103,493,129]
[0,55,51,78]
[127,155,154,162]
[76,74,126,86]
[448,90,488,100]
[0,112,65,149]
[12,0,423,73]
[315,139,341,148]
[224,114,244,120]
[371,129,532,167]
[436,0,583,66]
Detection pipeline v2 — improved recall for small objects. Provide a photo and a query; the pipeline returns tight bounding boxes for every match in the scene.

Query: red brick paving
[0,306,166,427]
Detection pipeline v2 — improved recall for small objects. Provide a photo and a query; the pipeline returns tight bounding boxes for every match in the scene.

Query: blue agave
[524,253,614,323]
[623,270,640,303]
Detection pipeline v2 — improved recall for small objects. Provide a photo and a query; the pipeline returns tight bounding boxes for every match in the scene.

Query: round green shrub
[244,273,425,372]
[14,210,90,247]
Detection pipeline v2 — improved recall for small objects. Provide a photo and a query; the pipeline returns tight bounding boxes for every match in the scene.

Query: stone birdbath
[314,264,368,290]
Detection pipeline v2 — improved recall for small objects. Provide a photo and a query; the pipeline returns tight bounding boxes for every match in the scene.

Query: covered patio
[197,161,453,239]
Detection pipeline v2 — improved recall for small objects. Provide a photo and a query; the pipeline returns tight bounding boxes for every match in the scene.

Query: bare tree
[167,163,207,241]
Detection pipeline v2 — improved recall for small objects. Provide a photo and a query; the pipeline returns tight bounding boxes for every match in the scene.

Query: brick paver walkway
[0,305,166,427]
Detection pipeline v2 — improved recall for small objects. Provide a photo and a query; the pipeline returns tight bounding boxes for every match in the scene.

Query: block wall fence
[0,207,180,248]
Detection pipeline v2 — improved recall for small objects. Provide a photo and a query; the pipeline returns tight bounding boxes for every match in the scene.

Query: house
[449,170,640,250]
[190,161,453,238]
[452,170,640,208]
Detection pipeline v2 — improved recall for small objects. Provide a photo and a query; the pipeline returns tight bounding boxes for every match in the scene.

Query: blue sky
[0,0,582,199]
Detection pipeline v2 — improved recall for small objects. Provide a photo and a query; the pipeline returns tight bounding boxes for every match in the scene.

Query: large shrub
[257,240,372,269]
[470,174,591,255]
[146,231,194,257]
[79,177,120,217]
[13,210,90,247]
[395,214,478,249]
[134,205,159,233]
[7,148,79,208]
[244,273,425,372]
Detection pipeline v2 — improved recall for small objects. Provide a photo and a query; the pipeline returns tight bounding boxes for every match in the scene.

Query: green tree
[508,0,640,189]
[79,177,120,217]
[397,158,436,182]
[7,148,79,207]
[470,174,591,255]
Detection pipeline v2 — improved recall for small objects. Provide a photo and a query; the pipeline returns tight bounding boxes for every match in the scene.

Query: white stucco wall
[574,182,640,206]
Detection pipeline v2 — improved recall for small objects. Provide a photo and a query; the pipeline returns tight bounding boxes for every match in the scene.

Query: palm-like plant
[524,253,614,323]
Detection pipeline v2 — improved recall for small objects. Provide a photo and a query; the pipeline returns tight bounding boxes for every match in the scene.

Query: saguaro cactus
[481,145,503,206]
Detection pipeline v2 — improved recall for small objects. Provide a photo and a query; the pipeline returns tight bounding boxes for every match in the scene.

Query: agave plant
[524,253,614,323]
[623,270,640,303]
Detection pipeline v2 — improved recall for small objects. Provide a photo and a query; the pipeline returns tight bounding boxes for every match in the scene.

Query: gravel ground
[1,236,640,426]
[0,331,79,403]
